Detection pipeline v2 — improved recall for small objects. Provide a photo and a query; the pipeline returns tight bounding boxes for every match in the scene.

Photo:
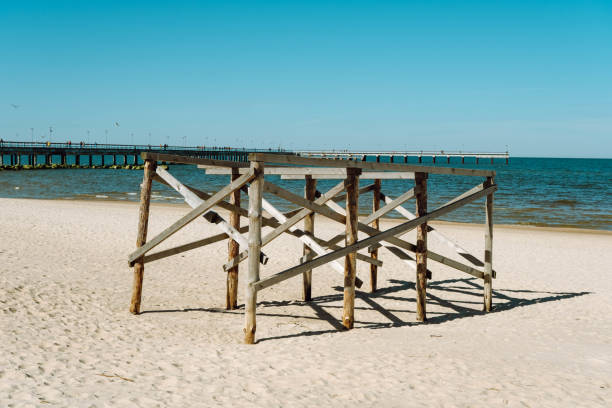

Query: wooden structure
[127,152,497,343]
[295,149,510,164]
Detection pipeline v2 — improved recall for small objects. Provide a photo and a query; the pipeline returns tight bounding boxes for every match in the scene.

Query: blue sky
[1,1,611,157]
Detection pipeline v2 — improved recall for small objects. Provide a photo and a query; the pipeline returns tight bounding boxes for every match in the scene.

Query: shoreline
[4,196,611,235]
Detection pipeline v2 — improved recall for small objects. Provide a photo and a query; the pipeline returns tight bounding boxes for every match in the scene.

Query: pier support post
[123,154,128,165]
[75,155,80,166]
[61,153,66,165]
[418,156,422,163]
[134,154,139,165]
[89,155,93,167]
[302,175,317,301]
[461,156,465,164]
[130,159,157,314]
[370,178,381,292]
[101,155,105,166]
[245,161,264,344]
[415,172,428,322]
[113,155,117,166]
[432,156,436,164]
[343,167,361,329]
[226,168,241,310]
[46,154,51,165]
[484,176,494,312]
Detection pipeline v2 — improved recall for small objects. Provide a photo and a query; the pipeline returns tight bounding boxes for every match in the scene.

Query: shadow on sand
[142,276,590,343]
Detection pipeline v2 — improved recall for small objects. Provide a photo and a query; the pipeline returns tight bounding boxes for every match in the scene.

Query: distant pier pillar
[133,154,138,164]
[404,155,408,163]
[418,156,422,163]
[376,155,380,163]
[461,156,465,164]
[113,155,117,166]
[123,154,128,165]
[447,156,450,164]
[61,153,66,165]
[476,157,479,164]
[390,155,394,163]
[75,155,80,166]
[89,155,93,167]
[491,157,494,165]
[101,155,105,166]
[432,156,436,164]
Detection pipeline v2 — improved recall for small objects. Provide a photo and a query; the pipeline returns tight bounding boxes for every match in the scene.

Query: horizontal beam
[281,172,415,180]
[253,183,497,291]
[249,153,495,177]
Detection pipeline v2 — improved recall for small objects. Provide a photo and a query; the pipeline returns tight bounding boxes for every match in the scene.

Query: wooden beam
[415,172,428,322]
[362,187,417,225]
[281,172,415,180]
[140,227,248,265]
[330,184,376,202]
[343,168,360,329]
[130,159,156,315]
[484,176,494,311]
[257,188,365,288]
[249,152,495,177]
[370,179,381,292]
[303,176,316,301]
[245,161,263,344]
[141,152,249,167]
[381,190,494,275]
[155,167,268,265]
[253,183,496,291]
[223,180,346,271]
[128,169,255,264]
[227,168,240,310]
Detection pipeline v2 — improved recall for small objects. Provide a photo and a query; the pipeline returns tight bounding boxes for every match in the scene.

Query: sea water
[1,157,610,230]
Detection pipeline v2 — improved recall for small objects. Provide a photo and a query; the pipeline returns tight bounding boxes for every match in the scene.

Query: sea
[1,156,611,231]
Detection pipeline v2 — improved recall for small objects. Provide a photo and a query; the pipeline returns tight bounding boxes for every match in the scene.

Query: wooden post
[226,168,241,310]
[343,167,360,329]
[75,154,80,166]
[123,154,128,165]
[130,159,157,314]
[484,176,494,311]
[89,155,93,167]
[113,155,117,165]
[370,179,381,292]
[245,161,264,344]
[101,155,105,166]
[303,175,317,301]
[415,172,428,322]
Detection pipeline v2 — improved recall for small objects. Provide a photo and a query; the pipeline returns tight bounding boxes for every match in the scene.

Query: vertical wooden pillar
[89,155,93,167]
[75,155,80,166]
[123,154,128,165]
[418,156,422,163]
[101,155,105,166]
[343,168,361,330]
[303,175,317,301]
[484,176,494,311]
[61,153,66,165]
[370,179,381,292]
[245,161,264,344]
[415,172,428,322]
[113,155,117,165]
[134,154,139,165]
[226,167,240,310]
[130,159,157,314]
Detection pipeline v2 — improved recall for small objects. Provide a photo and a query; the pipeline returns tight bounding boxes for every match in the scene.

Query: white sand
[1,198,611,407]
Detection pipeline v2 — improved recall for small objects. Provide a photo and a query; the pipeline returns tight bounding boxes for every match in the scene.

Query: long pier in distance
[0,140,509,167]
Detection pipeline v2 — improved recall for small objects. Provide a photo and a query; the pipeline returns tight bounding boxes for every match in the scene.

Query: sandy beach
[1,197,611,407]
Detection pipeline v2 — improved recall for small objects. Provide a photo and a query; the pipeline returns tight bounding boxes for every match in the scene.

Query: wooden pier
[127,151,498,344]
[0,141,509,168]
[0,141,285,167]
[295,150,510,164]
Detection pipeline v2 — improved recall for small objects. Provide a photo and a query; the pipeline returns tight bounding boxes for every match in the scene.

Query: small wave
[127,192,137,196]
[95,195,108,199]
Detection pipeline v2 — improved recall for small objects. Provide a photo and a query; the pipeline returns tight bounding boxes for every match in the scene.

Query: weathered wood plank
[362,187,417,225]
[281,172,415,180]
[155,167,268,265]
[130,159,156,315]
[303,176,316,301]
[249,153,495,177]
[343,168,360,329]
[222,180,346,271]
[245,161,264,344]
[415,172,428,322]
[484,176,494,311]
[253,183,496,291]
[128,169,255,264]
[370,179,381,292]
[227,168,240,310]
[140,227,248,265]
[258,190,365,288]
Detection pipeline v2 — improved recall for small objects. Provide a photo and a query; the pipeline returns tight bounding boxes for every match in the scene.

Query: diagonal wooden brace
[128,168,256,264]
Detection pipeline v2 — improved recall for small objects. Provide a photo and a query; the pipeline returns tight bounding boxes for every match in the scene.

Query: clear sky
[1,1,610,157]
